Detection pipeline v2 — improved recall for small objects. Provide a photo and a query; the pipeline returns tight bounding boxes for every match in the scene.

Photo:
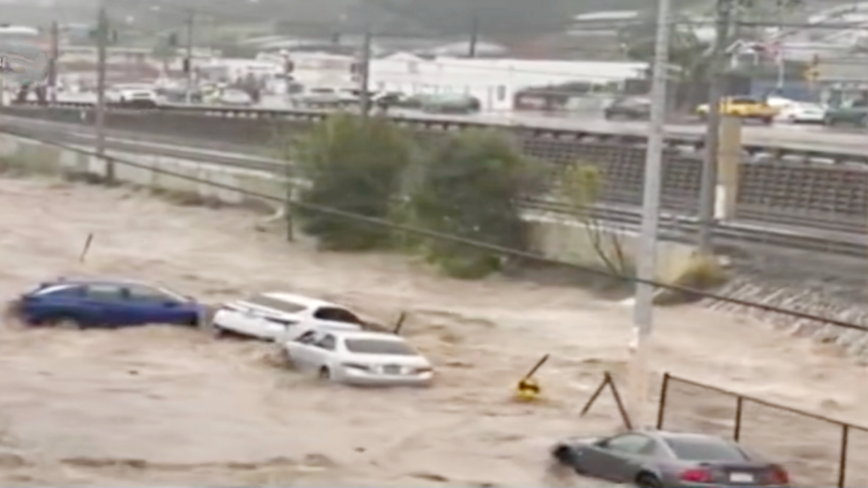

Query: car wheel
[761,116,773,125]
[54,317,82,330]
[318,366,331,380]
[635,473,663,488]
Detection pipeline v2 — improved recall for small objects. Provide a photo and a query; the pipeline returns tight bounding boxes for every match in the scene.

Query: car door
[307,333,338,371]
[287,330,319,370]
[81,283,129,327]
[583,433,655,482]
[124,284,190,325]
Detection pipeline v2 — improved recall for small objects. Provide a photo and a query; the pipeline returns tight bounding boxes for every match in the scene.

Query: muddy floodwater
[0,177,867,487]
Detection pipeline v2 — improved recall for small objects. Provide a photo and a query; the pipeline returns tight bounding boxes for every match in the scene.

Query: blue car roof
[39,278,139,287]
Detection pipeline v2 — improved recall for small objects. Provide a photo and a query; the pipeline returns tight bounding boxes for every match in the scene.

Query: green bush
[293,113,412,250]
[408,130,540,278]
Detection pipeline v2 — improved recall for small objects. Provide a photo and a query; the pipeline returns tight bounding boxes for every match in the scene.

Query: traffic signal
[167,32,178,47]
[182,57,190,73]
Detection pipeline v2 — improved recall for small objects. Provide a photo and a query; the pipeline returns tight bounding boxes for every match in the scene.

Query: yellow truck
[695,96,779,124]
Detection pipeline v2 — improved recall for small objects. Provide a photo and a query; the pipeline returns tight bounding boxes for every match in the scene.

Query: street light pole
[629,0,671,429]
[95,3,112,182]
[184,10,195,104]
[358,29,372,118]
[697,0,734,255]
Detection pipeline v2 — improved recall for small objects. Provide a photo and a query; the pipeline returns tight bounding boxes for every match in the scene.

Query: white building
[368,53,647,111]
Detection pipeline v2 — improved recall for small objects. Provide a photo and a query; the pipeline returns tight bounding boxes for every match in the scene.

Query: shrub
[293,113,412,250]
[408,130,540,278]
[557,163,631,277]
[653,253,729,305]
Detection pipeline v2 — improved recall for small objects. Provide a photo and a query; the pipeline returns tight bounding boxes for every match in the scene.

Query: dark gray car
[552,430,790,487]
[604,96,652,120]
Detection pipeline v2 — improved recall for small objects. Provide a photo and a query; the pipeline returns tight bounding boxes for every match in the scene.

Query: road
[20,93,868,156]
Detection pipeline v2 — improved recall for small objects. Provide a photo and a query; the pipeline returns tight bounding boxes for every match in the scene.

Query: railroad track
[5,102,868,165]
[4,124,864,259]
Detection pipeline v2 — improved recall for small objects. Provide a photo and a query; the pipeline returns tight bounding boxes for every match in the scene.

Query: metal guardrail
[6,101,868,165]
[5,124,864,258]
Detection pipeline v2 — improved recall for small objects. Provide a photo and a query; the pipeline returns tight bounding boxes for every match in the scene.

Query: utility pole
[48,21,59,103]
[629,0,671,429]
[775,1,785,89]
[697,0,733,255]
[184,10,195,104]
[468,15,479,58]
[95,4,112,182]
[358,29,372,117]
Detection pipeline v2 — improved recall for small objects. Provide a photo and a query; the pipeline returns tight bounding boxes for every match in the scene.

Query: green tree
[408,130,539,279]
[294,113,412,250]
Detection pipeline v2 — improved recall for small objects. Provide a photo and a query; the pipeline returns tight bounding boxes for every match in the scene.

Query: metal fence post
[656,372,670,429]
[733,396,744,441]
[838,424,849,488]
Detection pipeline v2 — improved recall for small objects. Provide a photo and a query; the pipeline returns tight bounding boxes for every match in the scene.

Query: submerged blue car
[7,278,204,329]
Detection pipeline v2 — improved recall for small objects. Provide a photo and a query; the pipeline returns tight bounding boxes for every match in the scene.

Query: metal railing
[656,373,868,487]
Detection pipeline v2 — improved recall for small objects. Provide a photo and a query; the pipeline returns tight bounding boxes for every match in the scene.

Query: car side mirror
[595,439,609,448]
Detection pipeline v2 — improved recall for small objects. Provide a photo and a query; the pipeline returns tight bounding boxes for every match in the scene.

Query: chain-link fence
[656,373,868,487]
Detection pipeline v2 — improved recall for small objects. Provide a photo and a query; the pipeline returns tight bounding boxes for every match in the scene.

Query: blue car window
[31,284,83,298]
[126,284,177,303]
[85,284,125,301]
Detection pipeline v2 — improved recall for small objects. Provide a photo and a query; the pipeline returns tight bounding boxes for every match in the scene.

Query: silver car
[281,329,434,387]
[552,430,790,487]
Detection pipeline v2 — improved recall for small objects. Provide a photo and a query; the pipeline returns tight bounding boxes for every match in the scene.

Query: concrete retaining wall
[0,132,699,284]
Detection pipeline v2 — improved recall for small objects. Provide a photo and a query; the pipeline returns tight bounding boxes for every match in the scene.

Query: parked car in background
[695,96,778,124]
[401,93,436,109]
[6,278,203,329]
[420,93,481,114]
[373,91,410,109]
[281,329,434,386]
[552,430,790,488]
[210,292,365,341]
[105,83,158,107]
[604,96,652,120]
[156,86,202,104]
[216,88,253,106]
[288,86,353,107]
[823,99,868,127]
[775,102,825,124]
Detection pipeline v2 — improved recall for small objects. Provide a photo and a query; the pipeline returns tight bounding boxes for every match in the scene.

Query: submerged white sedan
[280,329,434,387]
